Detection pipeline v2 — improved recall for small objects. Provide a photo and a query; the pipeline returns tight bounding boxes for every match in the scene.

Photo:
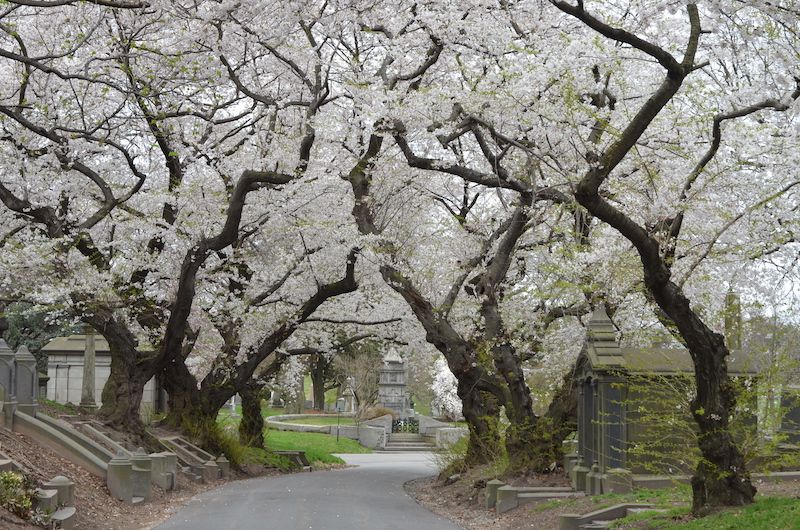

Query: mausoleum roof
[42,334,154,355]
[580,307,759,377]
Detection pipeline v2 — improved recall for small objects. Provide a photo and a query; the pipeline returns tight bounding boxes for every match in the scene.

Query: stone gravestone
[0,339,16,427]
[79,328,97,409]
[15,345,38,416]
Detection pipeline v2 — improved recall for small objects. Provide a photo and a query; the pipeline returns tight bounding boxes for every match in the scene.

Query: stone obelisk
[80,327,97,409]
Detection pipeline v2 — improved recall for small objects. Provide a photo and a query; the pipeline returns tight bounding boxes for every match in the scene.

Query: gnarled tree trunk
[238,379,265,448]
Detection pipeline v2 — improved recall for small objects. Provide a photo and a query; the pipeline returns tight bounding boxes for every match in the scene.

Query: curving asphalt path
[155,452,460,530]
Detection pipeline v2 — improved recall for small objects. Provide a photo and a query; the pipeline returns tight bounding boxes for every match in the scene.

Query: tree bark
[239,379,265,448]
[99,352,150,432]
[309,355,327,410]
[491,342,540,472]
[532,369,578,471]
[552,3,755,511]
[650,282,756,513]
[458,377,502,466]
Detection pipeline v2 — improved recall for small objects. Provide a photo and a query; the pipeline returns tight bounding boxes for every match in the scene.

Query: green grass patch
[39,398,80,414]
[610,495,800,530]
[672,497,800,530]
[216,401,370,466]
[264,430,371,465]
[281,416,357,426]
[241,447,297,472]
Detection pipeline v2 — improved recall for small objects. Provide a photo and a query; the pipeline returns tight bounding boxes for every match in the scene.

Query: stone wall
[266,413,388,449]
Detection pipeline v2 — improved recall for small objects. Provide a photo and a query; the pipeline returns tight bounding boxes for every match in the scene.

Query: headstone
[14,345,38,416]
[79,330,97,409]
[229,394,238,417]
[107,451,133,502]
[0,339,16,427]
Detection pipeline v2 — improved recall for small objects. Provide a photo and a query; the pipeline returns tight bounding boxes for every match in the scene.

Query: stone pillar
[107,451,133,502]
[203,459,220,482]
[0,339,17,427]
[80,330,97,409]
[485,479,505,509]
[14,345,38,416]
[162,451,177,483]
[216,455,230,479]
[130,448,152,501]
[571,379,590,491]
[43,476,75,507]
[149,452,169,490]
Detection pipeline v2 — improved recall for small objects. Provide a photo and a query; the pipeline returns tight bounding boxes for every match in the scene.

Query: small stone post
[43,476,75,507]
[130,447,152,501]
[485,479,505,509]
[203,459,220,482]
[79,329,97,409]
[216,455,230,479]
[107,451,133,502]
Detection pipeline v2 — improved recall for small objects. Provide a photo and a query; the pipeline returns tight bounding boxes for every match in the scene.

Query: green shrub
[0,471,36,519]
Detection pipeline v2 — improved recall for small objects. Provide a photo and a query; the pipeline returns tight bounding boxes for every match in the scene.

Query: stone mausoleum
[42,332,164,411]
[567,307,762,494]
[377,350,410,416]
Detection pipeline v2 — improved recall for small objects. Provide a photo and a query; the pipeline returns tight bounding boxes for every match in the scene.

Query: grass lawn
[281,416,357,426]
[264,430,371,464]
[216,401,371,466]
[608,492,800,529]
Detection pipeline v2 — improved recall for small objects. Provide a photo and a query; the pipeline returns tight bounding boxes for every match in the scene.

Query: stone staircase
[380,432,436,452]
[558,503,663,529]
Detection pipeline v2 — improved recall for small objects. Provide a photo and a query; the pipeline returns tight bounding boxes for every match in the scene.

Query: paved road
[155,452,460,530]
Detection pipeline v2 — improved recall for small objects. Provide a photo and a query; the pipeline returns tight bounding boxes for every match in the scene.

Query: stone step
[384,441,434,446]
[579,522,611,530]
[0,458,14,471]
[559,503,654,530]
[626,508,669,516]
[497,489,584,514]
[52,506,77,530]
[380,446,436,452]
[519,491,583,501]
